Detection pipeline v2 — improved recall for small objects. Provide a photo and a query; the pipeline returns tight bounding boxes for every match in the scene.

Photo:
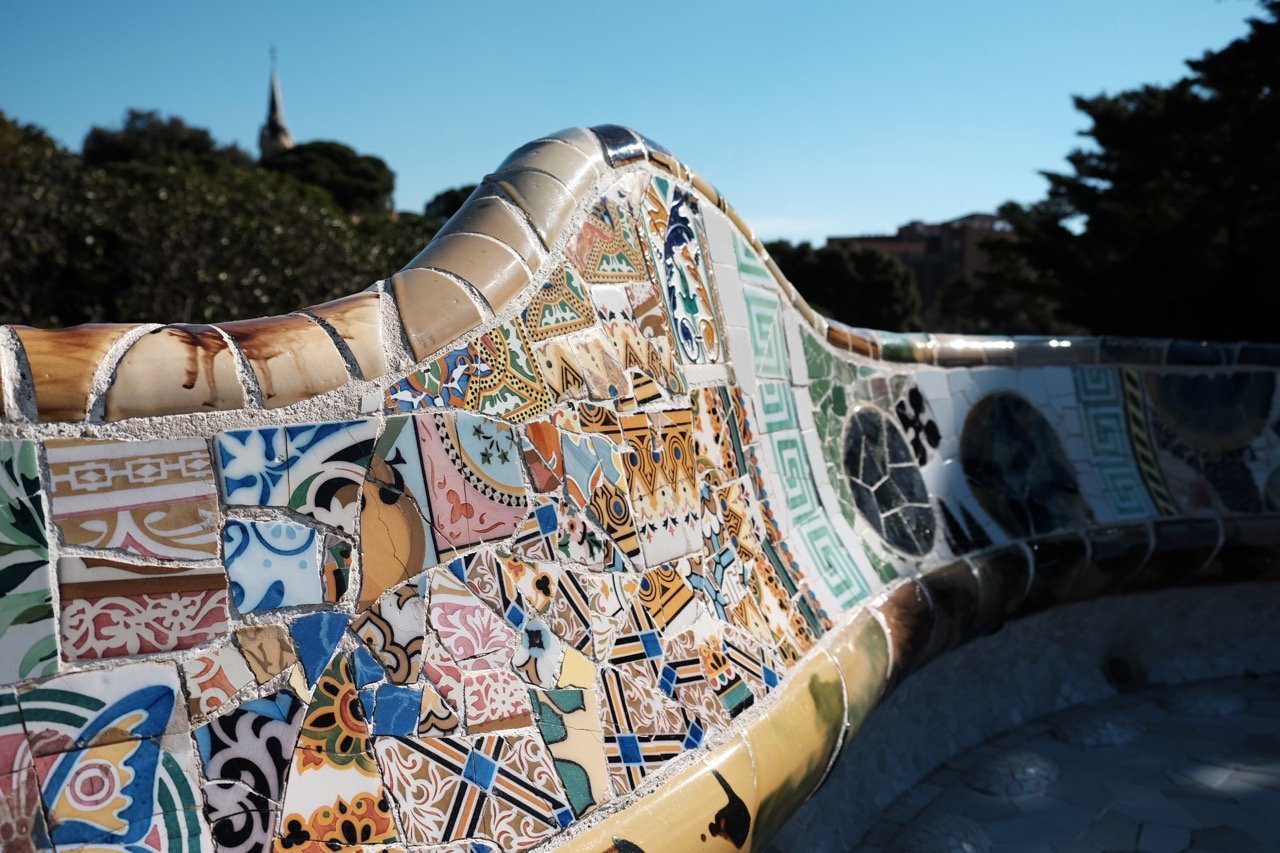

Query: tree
[424,184,477,220]
[82,109,250,168]
[766,240,923,332]
[990,0,1280,341]
[261,140,395,216]
[0,111,436,326]
[0,113,104,325]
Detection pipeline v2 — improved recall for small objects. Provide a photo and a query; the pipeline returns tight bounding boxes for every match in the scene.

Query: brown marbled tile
[218,313,350,409]
[103,324,247,420]
[1206,515,1280,582]
[918,560,981,660]
[826,320,881,359]
[15,324,137,421]
[492,168,577,250]
[495,137,605,197]
[1066,524,1153,600]
[406,231,529,313]
[306,292,387,381]
[875,578,936,688]
[1125,517,1222,590]
[388,267,483,362]
[1020,532,1090,613]
[235,623,298,684]
[968,545,1032,632]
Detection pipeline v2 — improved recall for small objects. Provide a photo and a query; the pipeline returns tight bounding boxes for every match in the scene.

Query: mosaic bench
[0,125,1277,852]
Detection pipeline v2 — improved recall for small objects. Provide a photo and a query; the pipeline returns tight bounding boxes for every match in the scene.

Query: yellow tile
[15,324,136,421]
[104,324,247,420]
[307,292,387,381]
[824,610,890,733]
[565,734,758,852]
[389,267,483,362]
[218,314,350,409]
[558,647,595,689]
[745,649,846,845]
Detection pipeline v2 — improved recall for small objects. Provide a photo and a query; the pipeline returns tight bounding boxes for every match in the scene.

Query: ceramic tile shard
[638,175,723,365]
[0,441,56,683]
[215,419,376,532]
[221,518,322,614]
[352,585,425,684]
[384,316,552,422]
[46,436,219,560]
[59,555,228,661]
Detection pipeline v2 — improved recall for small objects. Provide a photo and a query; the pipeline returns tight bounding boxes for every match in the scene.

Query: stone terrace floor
[859,673,1280,852]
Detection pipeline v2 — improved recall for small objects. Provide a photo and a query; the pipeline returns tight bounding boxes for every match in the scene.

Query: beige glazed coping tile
[218,313,350,409]
[104,324,247,421]
[389,267,484,362]
[14,324,137,421]
[306,292,388,380]
[406,231,530,314]
[492,168,577,250]
[496,138,606,198]
[427,191,542,270]
[542,127,609,163]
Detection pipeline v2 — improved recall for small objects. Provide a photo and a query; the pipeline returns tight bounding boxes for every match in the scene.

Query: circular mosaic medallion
[842,406,935,556]
[960,392,1091,539]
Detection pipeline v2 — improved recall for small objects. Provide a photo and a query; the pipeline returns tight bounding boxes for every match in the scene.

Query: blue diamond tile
[462,749,498,791]
[617,733,642,766]
[639,630,662,659]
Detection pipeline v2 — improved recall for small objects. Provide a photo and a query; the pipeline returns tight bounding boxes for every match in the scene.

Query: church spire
[259,48,294,160]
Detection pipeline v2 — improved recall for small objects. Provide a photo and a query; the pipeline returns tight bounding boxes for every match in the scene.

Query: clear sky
[0,1,1261,243]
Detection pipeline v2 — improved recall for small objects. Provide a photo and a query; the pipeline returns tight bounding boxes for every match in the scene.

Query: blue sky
[0,1,1260,242]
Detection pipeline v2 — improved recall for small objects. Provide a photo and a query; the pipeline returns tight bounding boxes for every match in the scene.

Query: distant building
[829,213,1011,309]
[258,66,294,160]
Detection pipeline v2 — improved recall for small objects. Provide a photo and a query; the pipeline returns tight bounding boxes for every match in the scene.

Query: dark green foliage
[82,109,251,168]
[990,0,1280,341]
[766,240,923,332]
[0,111,435,326]
[424,184,478,220]
[261,140,395,216]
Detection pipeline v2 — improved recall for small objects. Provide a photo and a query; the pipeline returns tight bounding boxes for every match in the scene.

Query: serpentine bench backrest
[0,125,1276,853]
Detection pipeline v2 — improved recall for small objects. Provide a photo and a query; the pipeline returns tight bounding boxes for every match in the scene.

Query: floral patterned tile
[58,555,228,662]
[182,643,255,719]
[462,668,534,733]
[528,687,611,819]
[221,518,322,614]
[383,317,552,423]
[18,660,184,755]
[0,441,55,683]
[214,420,377,533]
[376,734,568,850]
[352,585,425,685]
[46,436,219,560]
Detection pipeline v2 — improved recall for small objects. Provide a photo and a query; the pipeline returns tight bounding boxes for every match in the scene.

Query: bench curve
[0,125,1276,852]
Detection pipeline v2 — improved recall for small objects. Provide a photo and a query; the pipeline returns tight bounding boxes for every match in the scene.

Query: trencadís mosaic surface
[0,126,1278,852]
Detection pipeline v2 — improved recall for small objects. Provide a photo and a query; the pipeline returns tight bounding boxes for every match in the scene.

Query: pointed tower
[259,52,294,160]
